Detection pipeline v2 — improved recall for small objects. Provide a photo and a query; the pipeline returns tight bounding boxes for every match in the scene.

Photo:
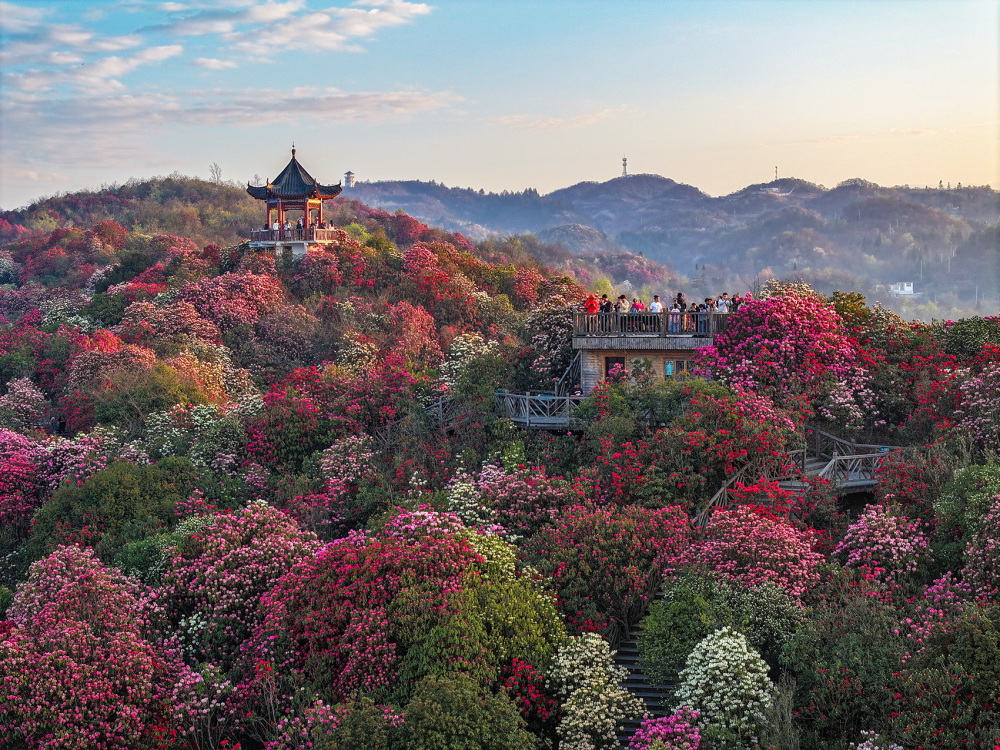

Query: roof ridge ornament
[291,142,296,159]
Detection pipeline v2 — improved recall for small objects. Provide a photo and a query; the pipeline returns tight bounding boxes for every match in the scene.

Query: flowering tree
[523,503,690,638]
[546,633,644,750]
[834,504,931,586]
[0,546,174,748]
[694,292,879,426]
[674,627,773,745]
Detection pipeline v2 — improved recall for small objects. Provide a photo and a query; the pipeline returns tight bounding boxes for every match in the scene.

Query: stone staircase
[614,593,673,749]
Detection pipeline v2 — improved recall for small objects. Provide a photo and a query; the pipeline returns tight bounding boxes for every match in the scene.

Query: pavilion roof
[247,148,342,201]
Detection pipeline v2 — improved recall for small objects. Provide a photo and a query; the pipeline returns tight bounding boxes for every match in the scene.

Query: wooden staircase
[614,592,672,749]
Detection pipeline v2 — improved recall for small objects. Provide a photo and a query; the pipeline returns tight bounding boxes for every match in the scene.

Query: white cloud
[0,2,48,34]
[493,107,626,131]
[1,86,459,168]
[193,57,239,69]
[5,44,184,93]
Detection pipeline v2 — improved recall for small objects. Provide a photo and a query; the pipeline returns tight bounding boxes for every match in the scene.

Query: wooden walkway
[694,426,898,526]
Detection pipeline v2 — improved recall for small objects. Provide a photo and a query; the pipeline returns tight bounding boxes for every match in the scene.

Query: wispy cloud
[6,45,184,93]
[192,57,239,69]
[2,86,460,168]
[493,106,626,131]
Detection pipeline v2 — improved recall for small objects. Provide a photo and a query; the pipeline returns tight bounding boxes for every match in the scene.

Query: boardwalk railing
[249,227,342,243]
[554,352,582,397]
[495,391,584,428]
[694,429,899,527]
[573,312,728,337]
[806,425,896,461]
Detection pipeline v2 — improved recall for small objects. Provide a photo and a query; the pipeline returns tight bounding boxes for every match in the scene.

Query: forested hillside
[1,189,1000,750]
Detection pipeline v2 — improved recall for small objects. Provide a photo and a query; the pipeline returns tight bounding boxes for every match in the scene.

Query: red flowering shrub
[250,525,483,704]
[522,503,690,639]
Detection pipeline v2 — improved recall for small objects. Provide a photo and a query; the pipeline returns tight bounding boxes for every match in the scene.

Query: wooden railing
[805,425,897,461]
[572,312,729,337]
[495,391,585,428]
[814,453,886,486]
[249,227,342,242]
[554,351,582,397]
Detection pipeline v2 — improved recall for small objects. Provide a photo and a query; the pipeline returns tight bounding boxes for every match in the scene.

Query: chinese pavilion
[246,147,343,256]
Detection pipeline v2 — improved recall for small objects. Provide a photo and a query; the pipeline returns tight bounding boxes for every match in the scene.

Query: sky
[1,0,998,209]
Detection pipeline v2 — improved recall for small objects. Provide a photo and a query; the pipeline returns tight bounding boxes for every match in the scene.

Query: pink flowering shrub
[628,708,702,750]
[961,496,1000,600]
[266,697,405,750]
[695,294,878,424]
[834,504,931,585]
[678,506,822,601]
[0,546,172,748]
[899,572,973,662]
[522,503,690,638]
[0,429,48,534]
[158,501,321,667]
[477,463,577,539]
[177,271,284,330]
[955,361,1000,454]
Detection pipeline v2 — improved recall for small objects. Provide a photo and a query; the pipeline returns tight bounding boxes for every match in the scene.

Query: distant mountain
[342,175,1000,313]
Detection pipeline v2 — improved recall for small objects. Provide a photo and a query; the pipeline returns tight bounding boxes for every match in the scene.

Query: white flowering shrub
[445,465,495,529]
[848,731,904,750]
[674,627,773,746]
[548,633,645,750]
[0,377,47,432]
[440,332,502,390]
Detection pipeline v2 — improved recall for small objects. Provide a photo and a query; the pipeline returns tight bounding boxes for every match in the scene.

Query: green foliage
[310,697,402,750]
[85,292,130,327]
[830,290,872,332]
[639,574,716,688]
[640,574,802,689]
[933,463,1000,573]
[31,457,198,562]
[391,674,534,750]
[0,585,12,620]
[90,362,208,436]
[940,315,1000,359]
[780,571,907,748]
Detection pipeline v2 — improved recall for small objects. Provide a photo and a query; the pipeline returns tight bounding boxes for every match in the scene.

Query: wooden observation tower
[247,146,343,256]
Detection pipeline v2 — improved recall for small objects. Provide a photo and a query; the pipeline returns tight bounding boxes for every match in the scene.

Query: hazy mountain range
[345,174,1000,315]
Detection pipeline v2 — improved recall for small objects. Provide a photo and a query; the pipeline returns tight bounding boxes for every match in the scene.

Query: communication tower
[622,156,628,178]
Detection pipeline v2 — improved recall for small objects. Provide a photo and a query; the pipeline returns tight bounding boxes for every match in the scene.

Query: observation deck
[571,312,728,392]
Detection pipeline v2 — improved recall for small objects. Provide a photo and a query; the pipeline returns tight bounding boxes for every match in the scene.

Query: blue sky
[1,0,997,209]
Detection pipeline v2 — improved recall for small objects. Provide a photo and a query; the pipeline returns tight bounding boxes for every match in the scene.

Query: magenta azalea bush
[0,546,173,748]
[676,505,822,601]
[628,708,701,750]
[834,504,931,585]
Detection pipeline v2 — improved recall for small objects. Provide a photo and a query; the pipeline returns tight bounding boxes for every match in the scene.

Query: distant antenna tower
[622,156,628,178]
[775,166,778,181]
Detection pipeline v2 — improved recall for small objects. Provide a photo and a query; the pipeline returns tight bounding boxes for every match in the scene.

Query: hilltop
[3,172,998,319]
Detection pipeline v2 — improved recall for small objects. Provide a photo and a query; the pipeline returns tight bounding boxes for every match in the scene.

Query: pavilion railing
[572,312,728,337]
[249,227,342,242]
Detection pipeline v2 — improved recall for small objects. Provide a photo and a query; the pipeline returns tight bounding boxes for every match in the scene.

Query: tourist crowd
[583,291,747,315]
